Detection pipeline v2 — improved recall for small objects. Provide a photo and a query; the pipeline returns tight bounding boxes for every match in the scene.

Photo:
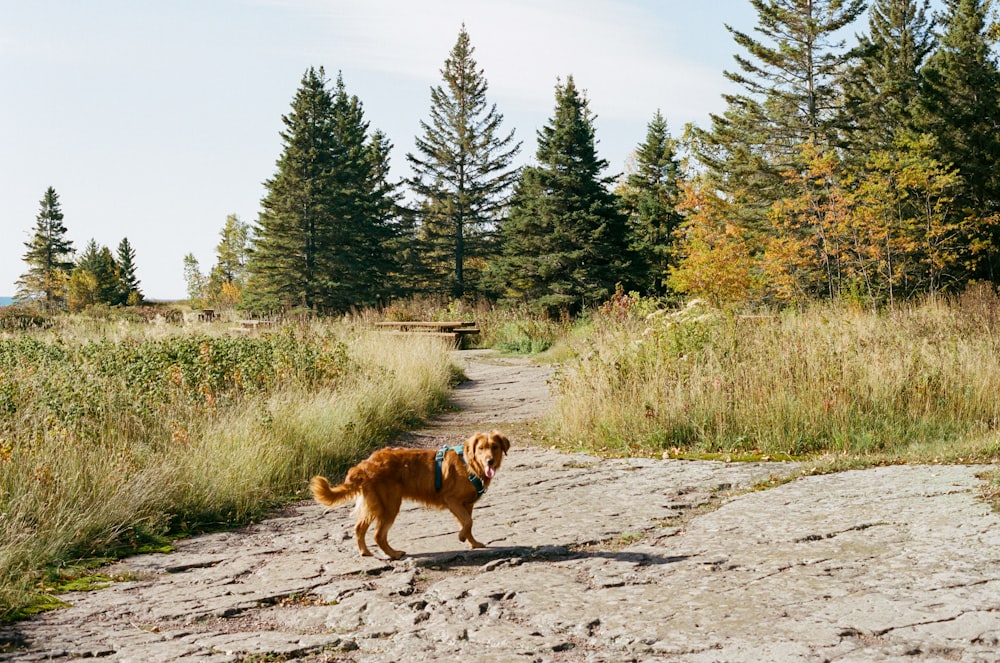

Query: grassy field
[0,317,456,619]
[545,288,1000,471]
[4,291,1000,619]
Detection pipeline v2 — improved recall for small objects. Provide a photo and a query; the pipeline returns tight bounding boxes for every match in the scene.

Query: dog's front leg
[445,499,484,549]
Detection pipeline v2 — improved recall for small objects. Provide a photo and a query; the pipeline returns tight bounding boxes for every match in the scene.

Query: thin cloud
[257,0,725,126]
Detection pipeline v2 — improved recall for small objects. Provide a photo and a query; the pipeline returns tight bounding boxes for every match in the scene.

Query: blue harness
[434,445,487,497]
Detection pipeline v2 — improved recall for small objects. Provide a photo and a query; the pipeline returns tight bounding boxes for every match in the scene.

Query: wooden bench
[373,321,481,347]
[237,319,276,330]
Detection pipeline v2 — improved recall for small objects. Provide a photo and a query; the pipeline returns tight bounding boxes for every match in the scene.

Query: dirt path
[2,351,999,662]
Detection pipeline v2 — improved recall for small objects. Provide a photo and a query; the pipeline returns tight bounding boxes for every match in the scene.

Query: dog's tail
[310,473,362,507]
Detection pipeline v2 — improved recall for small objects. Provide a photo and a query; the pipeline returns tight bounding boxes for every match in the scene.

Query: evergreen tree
[324,76,400,310]
[246,68,399,313]
[247,67,338,312]
[917,0,1000,281]
[841,0,934,156]
[16,186,75,310]
[361,128,405,302]
[407,25,521,298]
[212,215,250,287]
[206,215,251,308]
[618,110,683,296]
[183,253,207,304]
[116,237,142,305]
[488,77,631,315]
[696,0,866,222]
[73,239,120,305]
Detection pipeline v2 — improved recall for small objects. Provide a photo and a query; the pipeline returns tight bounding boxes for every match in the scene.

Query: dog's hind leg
[372,491,405,560]
[353,497,375,557]
[445,499,484,549]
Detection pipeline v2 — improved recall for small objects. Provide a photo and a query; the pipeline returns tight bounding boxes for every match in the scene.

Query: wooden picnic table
[373,321,481,347]
[373,320,478,331]
[238,319,276,329]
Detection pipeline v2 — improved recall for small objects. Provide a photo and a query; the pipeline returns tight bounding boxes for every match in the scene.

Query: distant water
[0,297,14,307]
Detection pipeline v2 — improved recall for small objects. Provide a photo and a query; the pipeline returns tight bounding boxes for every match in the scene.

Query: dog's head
[466,430,510,480]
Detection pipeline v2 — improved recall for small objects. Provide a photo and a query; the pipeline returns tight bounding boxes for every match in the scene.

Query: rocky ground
[2,350,998,662]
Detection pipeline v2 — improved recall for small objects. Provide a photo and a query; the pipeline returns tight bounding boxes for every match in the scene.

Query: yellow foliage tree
[66,270,99,313]
[667,182,761,306]
[766,139,969,306]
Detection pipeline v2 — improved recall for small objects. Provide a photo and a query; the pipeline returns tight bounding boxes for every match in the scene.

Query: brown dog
[310,430,510,559]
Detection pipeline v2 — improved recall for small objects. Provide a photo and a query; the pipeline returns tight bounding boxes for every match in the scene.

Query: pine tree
[917,0,1000,281]
[247,67,338,312]
[73,239,120,306]
[323,76,400,310]
[116,237,142,305]
[360,128,404,303]
[618,110,683,296]
[246,68,400,313]
[696,0,866,221]
[488,77,631,315]
[183,253,207,305]
[841,0,934,156]
[212,215,250,287]
[407,25,521,298]
[16,187,75,310]
[206,215,250,308]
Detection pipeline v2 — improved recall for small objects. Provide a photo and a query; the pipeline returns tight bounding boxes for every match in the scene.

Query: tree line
[189,25,668,316]
[20,1,1000,315]
[16,187,142,311]
[677,0,1000,305]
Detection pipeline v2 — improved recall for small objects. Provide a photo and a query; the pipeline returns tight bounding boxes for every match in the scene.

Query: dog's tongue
[485,466,496,479]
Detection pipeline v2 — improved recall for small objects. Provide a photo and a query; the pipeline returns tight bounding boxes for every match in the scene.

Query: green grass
[0,320,455,620]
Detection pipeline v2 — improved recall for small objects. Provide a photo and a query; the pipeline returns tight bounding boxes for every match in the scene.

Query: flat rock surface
[2,351,999,662]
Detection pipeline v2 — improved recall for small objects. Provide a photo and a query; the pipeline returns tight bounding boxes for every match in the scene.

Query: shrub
[0,304,53,331]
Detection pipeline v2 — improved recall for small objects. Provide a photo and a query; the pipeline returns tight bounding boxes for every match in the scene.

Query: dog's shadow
[401,544,691,570]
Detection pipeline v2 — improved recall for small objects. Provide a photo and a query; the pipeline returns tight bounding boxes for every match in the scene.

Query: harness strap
[434,445,487,497]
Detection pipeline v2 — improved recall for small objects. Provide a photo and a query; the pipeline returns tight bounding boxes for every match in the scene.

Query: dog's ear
[466,432,483,456]
[493,430,511,455]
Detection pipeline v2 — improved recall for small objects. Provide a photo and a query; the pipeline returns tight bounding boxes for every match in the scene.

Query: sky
[1,0,769,300]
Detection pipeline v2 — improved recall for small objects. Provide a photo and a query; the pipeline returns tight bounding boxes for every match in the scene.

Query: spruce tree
[74,239,120,305]
[246,68,399,313]
[361,128,404,303]
[324,76,400,310]
[16,186,75,310]
[206,215,250,308]
[696,0,866,222]
[116,237,142,305]
[489,77,631,315]
[841,0,934,156]
[619,110,683,296]
[183,253,206,304]
[917,0,1000,281]
[212,215,250,287]
[407,25,521,298]
[247,67,338,312]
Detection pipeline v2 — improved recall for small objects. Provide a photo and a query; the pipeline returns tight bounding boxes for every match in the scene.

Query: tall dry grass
[0,320,455,619]
[549,288,1000,462]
